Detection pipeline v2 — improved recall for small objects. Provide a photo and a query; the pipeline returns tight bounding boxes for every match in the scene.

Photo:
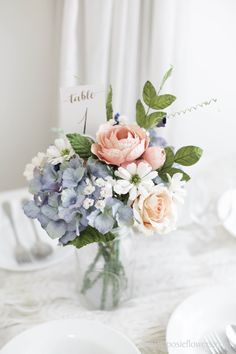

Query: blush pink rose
[142,146,166,170]
[133,185,177,235]
[91,124,149,166]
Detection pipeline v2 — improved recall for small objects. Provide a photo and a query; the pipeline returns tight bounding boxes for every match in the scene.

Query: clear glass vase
[76,227,135,310]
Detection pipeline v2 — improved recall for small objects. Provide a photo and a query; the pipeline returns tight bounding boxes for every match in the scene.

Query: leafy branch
[136,67,176,129]
[158,145,203,182]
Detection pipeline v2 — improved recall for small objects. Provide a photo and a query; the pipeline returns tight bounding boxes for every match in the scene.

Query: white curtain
[57,0,236,170]
[58,0,176,123]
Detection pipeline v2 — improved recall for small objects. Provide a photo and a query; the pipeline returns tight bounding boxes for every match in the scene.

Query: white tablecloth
[1,221,236,353]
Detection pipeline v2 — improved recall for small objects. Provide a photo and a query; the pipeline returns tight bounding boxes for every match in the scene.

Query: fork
[29,217,53,259]
[22,199,53,259]
[205,332,228,354]
[2,201,32,264]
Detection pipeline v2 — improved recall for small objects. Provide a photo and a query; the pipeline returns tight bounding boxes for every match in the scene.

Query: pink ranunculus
[133,185,177,235]
[142,146,166,170]
[91,124,150,166]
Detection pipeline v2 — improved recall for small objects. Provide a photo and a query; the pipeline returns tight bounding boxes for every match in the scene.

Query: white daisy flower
[83,198,94,210]
[23,152,47,181]
[46,137,74,165]
[114,162,158,201]
[167,173,186,204]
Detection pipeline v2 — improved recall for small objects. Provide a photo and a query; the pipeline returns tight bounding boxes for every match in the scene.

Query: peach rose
[91,123,149,166]
[133,185,177,235]
[142,146,166,170]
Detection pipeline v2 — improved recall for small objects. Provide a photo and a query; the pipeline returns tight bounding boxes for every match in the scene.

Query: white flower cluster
[23,137,75,181]
[82,176,115,212]
[23,152,47,181]
[93,176,114,212]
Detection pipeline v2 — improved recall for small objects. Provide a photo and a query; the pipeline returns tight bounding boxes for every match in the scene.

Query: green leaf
[159,167,190,182]
[68,226,115,249]
[145,112,166,128]
[143,81,156,106]
[106,85,113,121]
[159,147,175,171]
[66,133,94,159]
[136,99,146,127]
[174,146,203,166]
[149,94,176,110]
[158,146,191,182]
[159,66,173,93]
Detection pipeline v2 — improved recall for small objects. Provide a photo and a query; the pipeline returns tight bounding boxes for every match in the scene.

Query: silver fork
[2,201,32,264]
[205,332,228,354]
[22,199,53,259]
[29,218,53,259]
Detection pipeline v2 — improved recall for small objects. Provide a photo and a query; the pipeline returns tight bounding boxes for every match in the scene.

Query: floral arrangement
[23,68,202,247]
[23,69,202,309]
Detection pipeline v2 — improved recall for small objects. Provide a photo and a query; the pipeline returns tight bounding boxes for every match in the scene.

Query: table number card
[60,85,106,137]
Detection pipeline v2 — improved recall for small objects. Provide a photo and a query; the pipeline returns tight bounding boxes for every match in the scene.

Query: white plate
[166,286,236,354]
[0,188,74,272]
[218,188,236,237]
[0,319,141,354]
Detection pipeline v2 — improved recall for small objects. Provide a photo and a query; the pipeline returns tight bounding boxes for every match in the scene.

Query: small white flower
[105,176,116,186]
[83,198,94,209]
[94,178,106,187]
[114,162,158,201]
[95,199,106,211]
[167,173,186,204]
[100,184,113,199]
[46,137,74,165]
[84,184,96,195]
[23,152,47,181]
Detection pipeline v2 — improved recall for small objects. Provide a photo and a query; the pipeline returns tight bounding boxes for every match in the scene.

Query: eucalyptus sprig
[136,67,176,129]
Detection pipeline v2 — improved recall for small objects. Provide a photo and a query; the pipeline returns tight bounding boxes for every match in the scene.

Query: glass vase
[76,227,135,310]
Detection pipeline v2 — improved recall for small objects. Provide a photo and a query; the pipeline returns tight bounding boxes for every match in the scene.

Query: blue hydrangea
[87,197,133,234]
[87,157,111,178]
[23,155,127,245]
[23,156,88,244]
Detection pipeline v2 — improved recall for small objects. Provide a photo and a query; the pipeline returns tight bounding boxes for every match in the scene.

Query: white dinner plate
[0,319,141,354]
[166,286,236,354]
[218,188,236,237]
[0,188,74,272]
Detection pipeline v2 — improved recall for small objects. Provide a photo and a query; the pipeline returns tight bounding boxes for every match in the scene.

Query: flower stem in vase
[80,237,128,310]
[80,248,102,294]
